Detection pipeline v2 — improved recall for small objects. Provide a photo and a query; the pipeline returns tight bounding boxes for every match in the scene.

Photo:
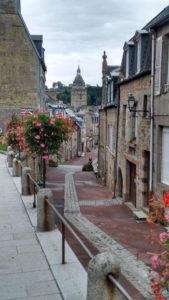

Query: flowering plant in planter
[23,112,76,187]
[147,192,169,299]
[3,114,26,153]
[23,112,74,159]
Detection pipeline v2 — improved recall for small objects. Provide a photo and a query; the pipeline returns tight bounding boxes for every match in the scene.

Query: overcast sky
[21,0,169,87]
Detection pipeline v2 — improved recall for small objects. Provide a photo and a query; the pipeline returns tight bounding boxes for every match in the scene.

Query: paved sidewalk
[0,154,87,300]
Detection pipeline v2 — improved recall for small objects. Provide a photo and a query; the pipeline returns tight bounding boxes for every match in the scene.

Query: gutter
[118,70,151,85]
[113,89,120,198]
[149,30,155,196]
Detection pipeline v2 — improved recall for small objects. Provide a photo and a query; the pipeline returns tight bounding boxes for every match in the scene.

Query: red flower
[162,192,169,207]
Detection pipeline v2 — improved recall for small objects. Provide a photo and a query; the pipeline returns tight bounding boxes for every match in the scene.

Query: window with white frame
[125,50,129,78]
[161,127,169,185]
[136,39,141,73]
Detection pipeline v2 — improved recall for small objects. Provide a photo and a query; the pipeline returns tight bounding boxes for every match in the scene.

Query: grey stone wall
[0,0,46,128]
[118,74,150,208]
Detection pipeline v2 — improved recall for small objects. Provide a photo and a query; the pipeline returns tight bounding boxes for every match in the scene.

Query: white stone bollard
[12,158,21,177]
[87,252,121,300]
[7,150,15,167]
[21,167,34,195]
[37,189,55,232]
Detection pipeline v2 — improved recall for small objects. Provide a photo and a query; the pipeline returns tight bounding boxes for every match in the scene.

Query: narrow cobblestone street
[46,149,165,300]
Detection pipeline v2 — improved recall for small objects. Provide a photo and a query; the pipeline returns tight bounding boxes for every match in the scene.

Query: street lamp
[127,94,137,112]
[127,93,150,117]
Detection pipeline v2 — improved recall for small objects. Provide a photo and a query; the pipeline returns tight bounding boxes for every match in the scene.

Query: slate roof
[144,5,169,29]
[107,66,120,77]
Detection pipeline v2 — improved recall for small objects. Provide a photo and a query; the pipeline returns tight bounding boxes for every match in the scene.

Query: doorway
[128,162,136,207]
[143,151,150,207]
[117,168,123,197]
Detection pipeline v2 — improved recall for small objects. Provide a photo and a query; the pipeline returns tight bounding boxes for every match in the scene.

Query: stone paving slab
[0,154,62,300]
[79,198,123,206]
[9,158,87,300]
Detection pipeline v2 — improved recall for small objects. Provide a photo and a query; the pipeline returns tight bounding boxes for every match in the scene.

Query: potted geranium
[24,112,74,187]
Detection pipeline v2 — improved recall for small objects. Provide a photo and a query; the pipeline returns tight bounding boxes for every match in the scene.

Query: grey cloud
[21,0,169,86]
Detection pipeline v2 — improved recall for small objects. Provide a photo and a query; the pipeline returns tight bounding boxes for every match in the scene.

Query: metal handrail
[45,198,93,261]
[27,173,40,208]
[45,197,134,300]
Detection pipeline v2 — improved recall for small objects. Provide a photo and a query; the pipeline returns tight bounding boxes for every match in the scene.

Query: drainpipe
[104,107,108,185]
[112,84,120,198]
[149,30,155,197]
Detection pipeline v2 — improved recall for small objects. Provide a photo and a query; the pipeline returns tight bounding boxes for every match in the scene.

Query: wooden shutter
[161,36,169,93]
[161,127,169,185]
[154,37,162,96]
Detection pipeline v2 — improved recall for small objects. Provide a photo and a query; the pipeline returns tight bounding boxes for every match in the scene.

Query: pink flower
[40,143,45,148]
[35,135,40,140]
[165,211,169,221]
[36,122,41,127]
[42,155,49,160]
[150,255,159,270]
[159,232,169,244]
[50,118,55,125]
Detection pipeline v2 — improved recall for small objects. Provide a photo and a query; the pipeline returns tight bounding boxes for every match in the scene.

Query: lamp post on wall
[127,93,150,116]
[127,94,137,112]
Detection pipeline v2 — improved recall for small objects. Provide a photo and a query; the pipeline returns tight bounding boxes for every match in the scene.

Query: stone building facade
[71,66,87,109]
[99,6,169,208]
[149,7,169,197]
[118,76,151,207]
[117,24,152,208]
[85,107,99,150]
[98,52,120,194]
[0,0,46,130]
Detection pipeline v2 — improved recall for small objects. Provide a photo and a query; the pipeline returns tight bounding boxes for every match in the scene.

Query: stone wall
[0,1,45,129]
[153,23,169,196]
[118,74,151,208]
[71,87,87,108]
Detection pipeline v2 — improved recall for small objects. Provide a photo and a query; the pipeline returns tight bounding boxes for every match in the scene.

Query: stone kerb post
[87,252,121,300]
[12,158,21,177]
[37,189,55,232]
[21,167,34,195]
[7,150,15,167]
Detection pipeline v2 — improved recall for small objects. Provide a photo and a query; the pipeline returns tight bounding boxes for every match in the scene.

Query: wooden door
[129,162,136,207]
[144,151,150,207]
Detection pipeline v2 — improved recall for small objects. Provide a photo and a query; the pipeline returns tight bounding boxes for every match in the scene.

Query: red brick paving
[80,205,163,265]
[46,150,165,299]
[74,171,112,200]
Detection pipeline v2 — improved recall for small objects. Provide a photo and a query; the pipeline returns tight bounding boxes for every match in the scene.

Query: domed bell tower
[71,66,87,109]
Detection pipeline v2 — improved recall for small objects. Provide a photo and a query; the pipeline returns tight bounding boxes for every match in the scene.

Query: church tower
[71,66,87,109]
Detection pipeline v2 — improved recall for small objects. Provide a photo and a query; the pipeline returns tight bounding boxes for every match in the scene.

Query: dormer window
[125,49,129,78]
[161,35,169,93]
[136,39,141,73]
[124,42,135,79]
[134,30,150,75]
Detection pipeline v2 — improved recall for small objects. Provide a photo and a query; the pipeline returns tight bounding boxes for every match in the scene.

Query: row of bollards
[7,148,123,300]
